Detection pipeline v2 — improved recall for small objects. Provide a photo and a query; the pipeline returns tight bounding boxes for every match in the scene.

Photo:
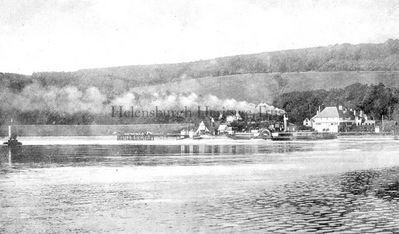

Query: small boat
[228,132,255,140]
[294,131,337,140]
[3,138,22,146]
[228,129,272,140]
[271,132,294,141]
[3,120,22,146]
[271,131,337,141]
[193,134,213,140]
[192,134,230,140]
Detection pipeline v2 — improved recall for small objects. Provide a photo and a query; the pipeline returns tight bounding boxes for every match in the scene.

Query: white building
[195,121,210,135]
[311,107,340,133]
[218,124,228,134]
[310,106,375,133]
[311,106,350,133]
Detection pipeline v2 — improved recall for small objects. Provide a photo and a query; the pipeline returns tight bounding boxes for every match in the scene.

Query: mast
[8,118,13,139]
[283,114,288,132]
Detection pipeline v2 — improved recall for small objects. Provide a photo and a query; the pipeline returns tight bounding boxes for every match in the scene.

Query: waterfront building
[354,110,375,126]
[287,123,298,132]
[310,106,376,133]
[218,124,228,134]
[311,107,341,133]
[195,121,210,135]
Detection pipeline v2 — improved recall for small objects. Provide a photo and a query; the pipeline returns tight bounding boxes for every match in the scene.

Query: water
[1,136,399,233]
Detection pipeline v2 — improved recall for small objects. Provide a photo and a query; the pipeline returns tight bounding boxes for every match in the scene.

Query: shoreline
[338,132,398,136]
[1,134,398,146]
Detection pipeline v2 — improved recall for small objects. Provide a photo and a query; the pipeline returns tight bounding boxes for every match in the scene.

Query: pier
[117,133,155,141]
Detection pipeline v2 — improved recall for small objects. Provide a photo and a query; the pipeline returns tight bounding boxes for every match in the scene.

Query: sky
[1,0,398,74]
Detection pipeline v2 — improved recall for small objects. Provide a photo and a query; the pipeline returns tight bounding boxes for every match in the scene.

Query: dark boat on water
[3,121,22,146]
[271,131,337,141]
[294,131,337,140]
[271,114,337,141]
[3,138,22,146]
[228,129,271,140]
[271,132,293,141]
[228,132,255,140]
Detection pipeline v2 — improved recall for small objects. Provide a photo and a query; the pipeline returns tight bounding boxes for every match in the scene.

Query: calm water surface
[1,136,399,233]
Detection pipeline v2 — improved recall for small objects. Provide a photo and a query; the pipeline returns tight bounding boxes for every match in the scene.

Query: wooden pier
[117,133,155,141]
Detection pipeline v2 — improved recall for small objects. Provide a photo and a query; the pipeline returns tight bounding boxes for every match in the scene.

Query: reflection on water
[0,142,309,168]
[2,137,399,233]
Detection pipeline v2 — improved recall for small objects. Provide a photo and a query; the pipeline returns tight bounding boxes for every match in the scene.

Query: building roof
[312,107,340,119]
[312,106,357,120]
[195,121,210,133]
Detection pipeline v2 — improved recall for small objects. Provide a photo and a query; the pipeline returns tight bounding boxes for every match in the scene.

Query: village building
[195,121,210,135]
[311,107,341,133]
[354,110,376,126]
[310,106,375,133]
[217,124,228,134]
[286,123,298,132]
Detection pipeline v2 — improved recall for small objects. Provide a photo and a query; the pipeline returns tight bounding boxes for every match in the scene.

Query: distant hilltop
[2,39,399,103]
[31,39,399,85]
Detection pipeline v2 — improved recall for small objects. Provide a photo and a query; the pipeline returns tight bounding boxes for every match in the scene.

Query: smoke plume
[0,82,285,115]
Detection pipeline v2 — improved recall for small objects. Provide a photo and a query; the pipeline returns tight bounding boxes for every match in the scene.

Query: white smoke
[2,83,107,114]
[111,91,285,115]
[1,83,285,115]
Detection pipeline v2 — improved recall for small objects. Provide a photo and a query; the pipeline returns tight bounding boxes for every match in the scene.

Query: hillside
[24,39,399,97]
[129,71,399,103]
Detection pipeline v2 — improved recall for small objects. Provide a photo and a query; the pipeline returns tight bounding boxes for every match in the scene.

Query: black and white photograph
[1,0,399,233]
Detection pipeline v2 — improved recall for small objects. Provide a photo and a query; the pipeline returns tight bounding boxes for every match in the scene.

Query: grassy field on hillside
[130,71,399,103]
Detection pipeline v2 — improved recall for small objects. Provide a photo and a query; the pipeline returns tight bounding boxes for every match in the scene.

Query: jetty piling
[117,133,155,141]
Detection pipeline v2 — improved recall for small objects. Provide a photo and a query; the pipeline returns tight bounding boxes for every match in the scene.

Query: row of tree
[2,82,398,126]
[273,83,399,125]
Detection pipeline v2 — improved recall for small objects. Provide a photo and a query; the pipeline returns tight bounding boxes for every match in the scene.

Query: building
[354,110,375,126]
[217,124,228,134]
[195,121,210,135]
[286,123,298,132]
[310,106,375,133]
[311,107,341,133]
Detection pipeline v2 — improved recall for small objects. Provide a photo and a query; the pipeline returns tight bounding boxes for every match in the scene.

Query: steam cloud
[0,83,285,115]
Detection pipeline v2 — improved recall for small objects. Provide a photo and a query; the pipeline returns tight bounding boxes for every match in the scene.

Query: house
[217,124,228,134]
[354,110,375,126]
[286,123,298,132]
[311,106,341,133]
[311,105,376,133]
[195,121,210,135]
